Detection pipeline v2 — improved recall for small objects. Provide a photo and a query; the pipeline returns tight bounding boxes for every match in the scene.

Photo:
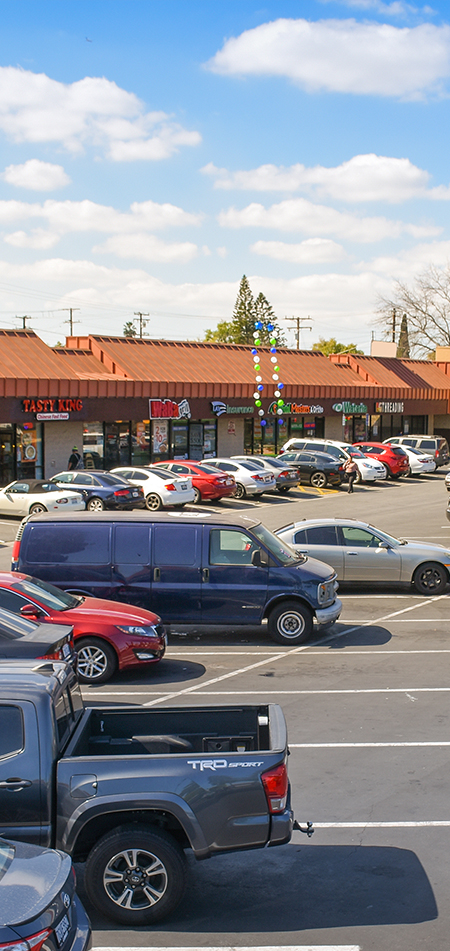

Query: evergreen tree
[396,313,410,358]
[230,275,256,344]
[123,321,137,337]
[254,292,286,345]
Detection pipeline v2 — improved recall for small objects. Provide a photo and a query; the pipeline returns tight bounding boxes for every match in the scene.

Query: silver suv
[384,435,449,467]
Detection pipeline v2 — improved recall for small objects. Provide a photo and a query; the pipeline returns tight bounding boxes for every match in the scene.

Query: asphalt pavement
[1,470,450,950]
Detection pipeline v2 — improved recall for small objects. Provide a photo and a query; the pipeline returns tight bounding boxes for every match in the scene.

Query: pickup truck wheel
[268,601,313,645]
[85,825,187,925]
[76,638,117,684]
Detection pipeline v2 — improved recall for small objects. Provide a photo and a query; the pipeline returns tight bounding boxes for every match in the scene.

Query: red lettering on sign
[22,400,30,412]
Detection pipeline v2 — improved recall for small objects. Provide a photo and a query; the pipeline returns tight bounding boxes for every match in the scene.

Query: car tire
[192,487,201,504]
[310,471,327,489]
[354,469,362,484]
[86,497,105,512]
[268,601,313,645]
[413,562,448,596]
[85,825,187,925]
[76,638,118,684]
[390,472,400,480]
[145,493,163,511]
[234,482,246,499]
[277,486,290,494]
[406,466,412,477]
[29,503,48,514]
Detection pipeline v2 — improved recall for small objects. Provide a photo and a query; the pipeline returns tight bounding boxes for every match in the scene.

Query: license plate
[181,483,187,490]
[132,490,138,496]
[62,643,70,658]
[70,498,78,504]
[55,914,70,948]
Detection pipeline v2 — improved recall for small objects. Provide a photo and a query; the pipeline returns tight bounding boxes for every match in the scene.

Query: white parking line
[311,822,450,829]
[94,947,360,951]
[290,741,450,747]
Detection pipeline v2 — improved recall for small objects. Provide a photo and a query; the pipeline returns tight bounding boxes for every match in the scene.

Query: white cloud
[357,239,450,277]
[206,18,450,99]
[327,0,434,14]
[0,198,202,242]
[251,238,346,263]
[2,160,71,191]
[202,154,431,202]
[0,67,201,160]
[94,233,200,263]
[4,229,60,249]
[218,197,440,242]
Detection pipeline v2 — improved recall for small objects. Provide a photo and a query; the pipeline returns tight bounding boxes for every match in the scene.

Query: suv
[280,438,386,483]
[354,441,409,479]
[384,435,449,468]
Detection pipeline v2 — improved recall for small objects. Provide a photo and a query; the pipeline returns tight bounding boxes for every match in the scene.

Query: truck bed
[67,704,274,756]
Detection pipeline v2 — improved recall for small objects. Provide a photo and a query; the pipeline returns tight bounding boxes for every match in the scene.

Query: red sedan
[157,460,236,503]
[0,572,166,684]
[354,441,409,479]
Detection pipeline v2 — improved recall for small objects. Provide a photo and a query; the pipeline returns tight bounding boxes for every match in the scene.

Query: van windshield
[252,523,304,565]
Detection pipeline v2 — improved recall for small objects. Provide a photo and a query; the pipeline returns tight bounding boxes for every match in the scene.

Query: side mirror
[20,604,44,619]
[251,549,268,567]
[378,541,390,549]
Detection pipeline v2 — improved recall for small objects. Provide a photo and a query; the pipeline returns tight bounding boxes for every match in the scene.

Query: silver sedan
[275,517,450,595]
[205,458,276,499]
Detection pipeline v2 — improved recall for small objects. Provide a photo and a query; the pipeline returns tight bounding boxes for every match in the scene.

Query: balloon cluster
[251,321,284,427]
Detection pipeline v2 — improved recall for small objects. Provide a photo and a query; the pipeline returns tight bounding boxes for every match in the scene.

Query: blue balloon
[261,419,266,426]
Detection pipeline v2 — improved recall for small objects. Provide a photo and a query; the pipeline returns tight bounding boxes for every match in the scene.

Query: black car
[0,604,76,663]
[50,470,145,511]
[0,836,91,951]
[276,450,344,488]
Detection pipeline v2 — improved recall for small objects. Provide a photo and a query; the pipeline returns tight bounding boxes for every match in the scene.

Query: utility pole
[392,307,396,343]
[284,315,312,350]
[62,308,80,335]
[133,312,150,338]
[16,315,31,330]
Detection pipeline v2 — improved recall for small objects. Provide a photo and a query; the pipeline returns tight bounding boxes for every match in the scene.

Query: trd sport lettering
[188,759,264,771]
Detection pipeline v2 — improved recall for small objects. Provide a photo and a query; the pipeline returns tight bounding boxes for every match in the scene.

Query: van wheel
[76,638,118,684]
[87,497,104,512]
[310,471,327,489]
[85,825,187,925]
[29,503,47,514]
[268,601,313,645]
[413,562,448,596]
[234,482,246,499]
[146,493,163,510]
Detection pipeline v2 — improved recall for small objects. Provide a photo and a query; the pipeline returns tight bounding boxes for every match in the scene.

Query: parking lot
[1,470,450,950]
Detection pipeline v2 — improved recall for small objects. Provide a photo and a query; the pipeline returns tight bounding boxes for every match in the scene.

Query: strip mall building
[2,328,450,485]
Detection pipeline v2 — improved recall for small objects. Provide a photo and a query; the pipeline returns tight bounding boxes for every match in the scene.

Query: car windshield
[408,447,430,457]
[13,577,81,610]
[251,522,305,566]
[346,448,366,459]
[366,526,404,547]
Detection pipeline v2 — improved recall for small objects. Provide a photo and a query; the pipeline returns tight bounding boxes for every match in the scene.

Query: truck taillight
[261,762,288,814]
[0,927,51,951]
[11,539,20,568]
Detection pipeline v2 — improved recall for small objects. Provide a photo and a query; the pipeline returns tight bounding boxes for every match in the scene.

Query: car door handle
[346,551,359,556]
[153,568,160,581]
[201,567,209,582]
[0,778,32,790]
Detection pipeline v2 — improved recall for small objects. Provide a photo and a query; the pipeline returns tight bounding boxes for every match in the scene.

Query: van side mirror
[251,549,268,567]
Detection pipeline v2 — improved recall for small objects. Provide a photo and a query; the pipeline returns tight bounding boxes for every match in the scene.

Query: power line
[284,315,313,350]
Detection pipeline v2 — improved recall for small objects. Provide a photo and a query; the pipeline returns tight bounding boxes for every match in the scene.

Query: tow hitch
[293,820,314,837]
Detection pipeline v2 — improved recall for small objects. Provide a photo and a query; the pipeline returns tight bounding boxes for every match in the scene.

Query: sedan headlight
[116,624,161,637]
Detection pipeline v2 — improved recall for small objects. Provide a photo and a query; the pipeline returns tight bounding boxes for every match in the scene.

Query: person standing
[343,456,358,494]
[67,446,83,470]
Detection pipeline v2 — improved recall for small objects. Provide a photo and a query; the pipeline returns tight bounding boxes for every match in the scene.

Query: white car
[111,466,195,510]
[0,479,85,516]
[398,445,437,477]
[204,458,276,498]
[280,437,386,483]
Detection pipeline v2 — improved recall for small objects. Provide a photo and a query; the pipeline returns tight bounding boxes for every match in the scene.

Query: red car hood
[58,597,160,626]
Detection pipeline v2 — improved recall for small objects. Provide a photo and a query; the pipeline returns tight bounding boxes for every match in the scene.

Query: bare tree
[376,264,450,357]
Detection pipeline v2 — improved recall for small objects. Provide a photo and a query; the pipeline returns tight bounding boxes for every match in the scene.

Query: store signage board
[375,400,405,413]
[211,401,253,416]
[149,398,191,419]
[22,398,83,413]
[36,413,69,420]
[332,401,368,414]
[268,400,324,415]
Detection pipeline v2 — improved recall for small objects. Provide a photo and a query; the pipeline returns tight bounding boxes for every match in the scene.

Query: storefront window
[152,419,169,462]
[253,418,263,454]
[172,421,188,460]
[262,419,275,455]
[105,422,122,469]
[16,422,42,479]
[0,425,14,486]
[83,422,104,469]
[203,421,216,458]
[132,421,150,466]
[244,419,253,454]
[189,422,203,461]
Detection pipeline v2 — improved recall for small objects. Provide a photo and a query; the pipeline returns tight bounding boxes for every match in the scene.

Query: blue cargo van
[12,511,342,645]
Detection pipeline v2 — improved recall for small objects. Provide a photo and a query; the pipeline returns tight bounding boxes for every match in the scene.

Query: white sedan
[0,479,85,516]
[111,466,195,510]
[204,458,276,498]
[399,446,436,476]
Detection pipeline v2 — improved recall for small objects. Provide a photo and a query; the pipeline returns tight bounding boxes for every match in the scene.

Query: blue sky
[0,0,449,351]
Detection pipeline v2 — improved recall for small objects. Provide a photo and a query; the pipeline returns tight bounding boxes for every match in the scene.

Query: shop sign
[268,400,324,415]
[149,398,191,419]
[22,398,83,414]
[210,401,253,416]
[375,401,404,414]
[332,401,368,414]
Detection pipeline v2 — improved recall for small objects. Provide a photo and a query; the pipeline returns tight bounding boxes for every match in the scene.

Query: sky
[0,0,449,352]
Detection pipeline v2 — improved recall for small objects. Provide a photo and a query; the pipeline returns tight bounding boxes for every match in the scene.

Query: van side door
[112,522,151,608]
[202,526,269,624]
[151,522,202,622]
[0,701,41,843]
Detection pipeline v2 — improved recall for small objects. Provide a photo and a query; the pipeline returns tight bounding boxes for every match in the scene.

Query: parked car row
[280,434,446,480]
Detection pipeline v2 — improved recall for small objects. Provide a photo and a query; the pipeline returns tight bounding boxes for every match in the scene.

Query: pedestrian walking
[67,446,83,470]
[343,456,358,493]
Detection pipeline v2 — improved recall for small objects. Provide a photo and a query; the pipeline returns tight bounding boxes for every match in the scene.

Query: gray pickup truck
[0,660,310,925]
